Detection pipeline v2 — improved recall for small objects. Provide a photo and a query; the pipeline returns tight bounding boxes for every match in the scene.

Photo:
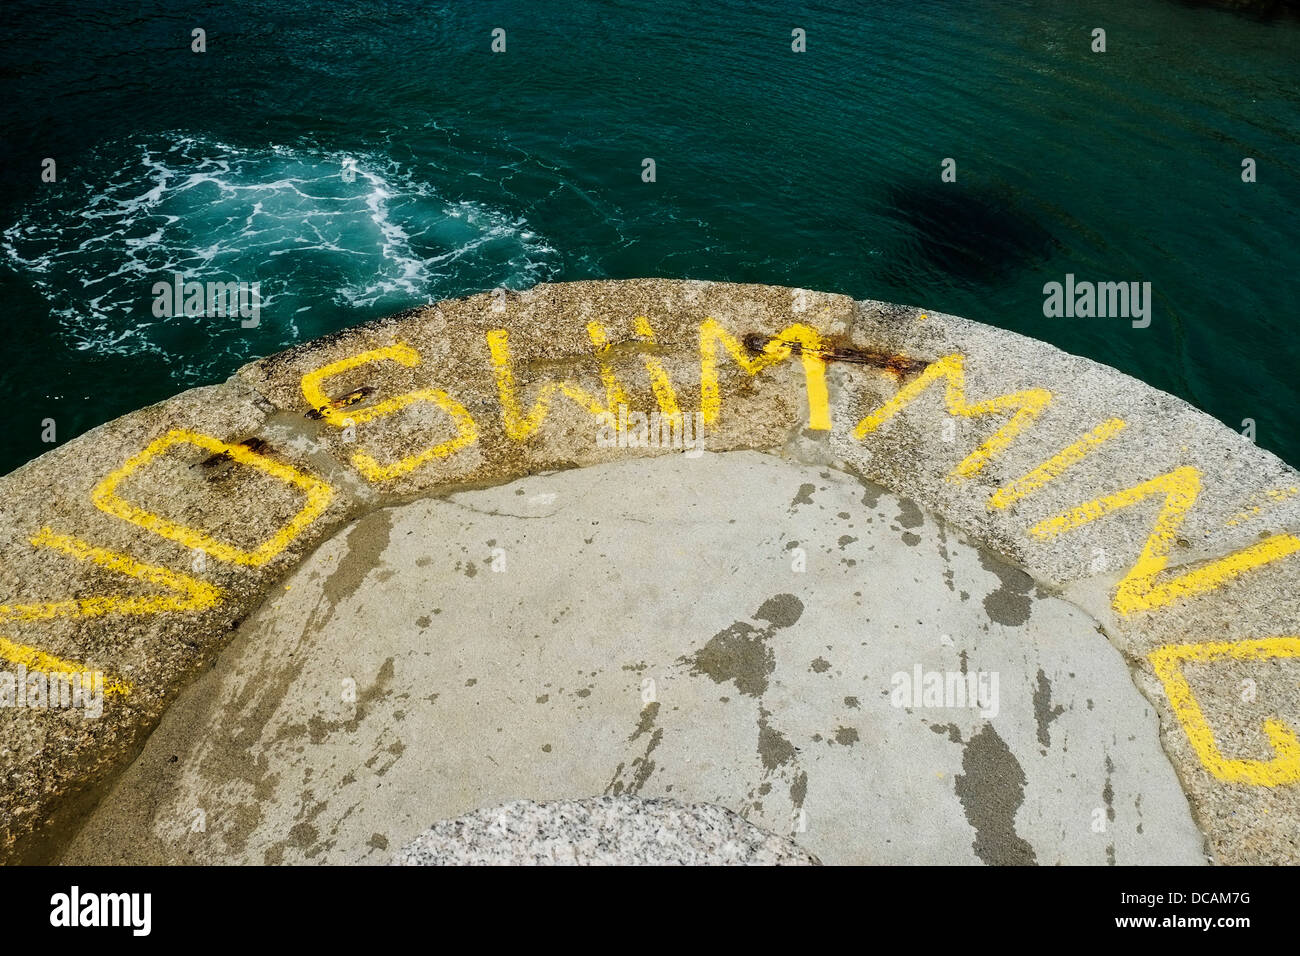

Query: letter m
[699,319,830,430]
[210,281,241,317]
[102,894,129,926]
[1097,281,1128,318]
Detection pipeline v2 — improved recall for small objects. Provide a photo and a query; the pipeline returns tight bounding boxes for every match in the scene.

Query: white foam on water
[2,134,559,381]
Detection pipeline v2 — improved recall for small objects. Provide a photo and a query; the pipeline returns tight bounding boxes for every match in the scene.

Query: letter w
[488,324,630,441]
[854,354,1051,479]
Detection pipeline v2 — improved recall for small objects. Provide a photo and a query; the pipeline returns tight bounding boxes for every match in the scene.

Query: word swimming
[891,665,999,718]
[596,405,706,457]
[1042,274,1152,328]
[152,272,261,328]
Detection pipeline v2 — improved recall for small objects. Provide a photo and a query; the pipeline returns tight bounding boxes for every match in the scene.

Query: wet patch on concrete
[319,510,394,628]
[684,622,775,699]
[896,497,924,529]
[755,594,804,630]
[1033,669,1066,750]
[606,702,664,798]
[757,707,798,772]
[952,724,1036,866]
[978,550,1035,627]
[790,483,816,511]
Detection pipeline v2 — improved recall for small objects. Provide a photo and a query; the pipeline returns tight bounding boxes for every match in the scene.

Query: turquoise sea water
[0,0,1297,474]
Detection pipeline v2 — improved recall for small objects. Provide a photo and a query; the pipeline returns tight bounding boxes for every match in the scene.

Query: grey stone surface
[60,453,1206,866]
[392,796,820,866]
[0,279,1295,863]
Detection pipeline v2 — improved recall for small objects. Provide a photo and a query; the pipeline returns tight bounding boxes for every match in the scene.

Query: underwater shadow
[882,181,1061,287]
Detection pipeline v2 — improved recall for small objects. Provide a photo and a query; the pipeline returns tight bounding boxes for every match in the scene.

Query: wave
[1,134,559,381]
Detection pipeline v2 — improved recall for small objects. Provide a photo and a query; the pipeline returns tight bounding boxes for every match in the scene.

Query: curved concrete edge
[60,451,1209,866]
[0,278,1295,863]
